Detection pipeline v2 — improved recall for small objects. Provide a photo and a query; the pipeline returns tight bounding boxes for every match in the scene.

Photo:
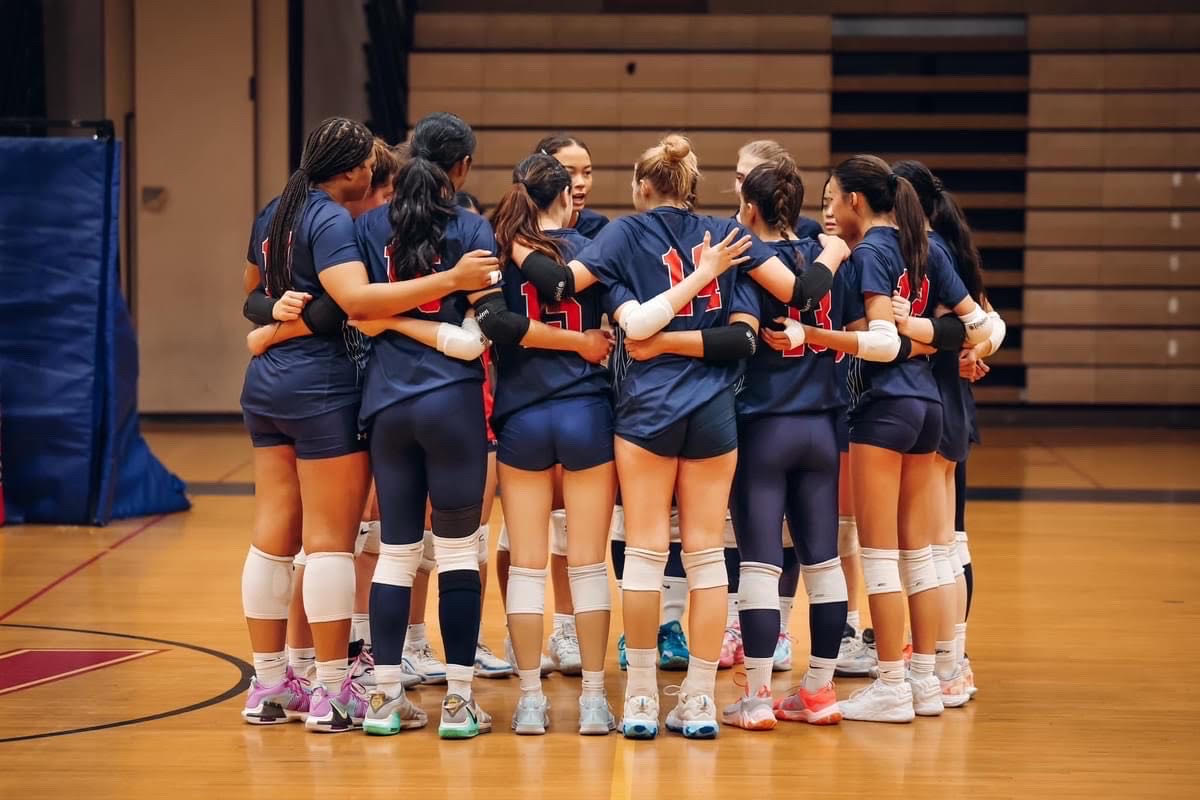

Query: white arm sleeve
[980,311,1005,357]
[616,295,676,341]
[436,322,487,361]
[958,305,991,345]
[461,311,488,345]
[855,319,901,362]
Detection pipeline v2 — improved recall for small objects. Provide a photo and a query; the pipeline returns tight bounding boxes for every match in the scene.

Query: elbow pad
[300,293,348,335]
[958,306,991,345]
[855,319,901,362]
[436,322,487,361]
[243,287,276,326]
[929,315,967,351]
[702,322,757,362]
[983,311,1005,356]
[887,335,914,364]
[790,263,834,312]
[462,312,487,344]
[474,292,531,345]
[618,295,675,340]
[521,251,576,302]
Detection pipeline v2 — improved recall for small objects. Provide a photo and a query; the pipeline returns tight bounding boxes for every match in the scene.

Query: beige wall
[255,0,290,210]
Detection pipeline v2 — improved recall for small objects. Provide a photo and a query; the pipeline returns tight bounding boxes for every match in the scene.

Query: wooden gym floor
[1,423,1198,798]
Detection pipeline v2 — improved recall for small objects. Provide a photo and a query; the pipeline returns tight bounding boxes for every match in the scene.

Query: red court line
[0,514,168,623]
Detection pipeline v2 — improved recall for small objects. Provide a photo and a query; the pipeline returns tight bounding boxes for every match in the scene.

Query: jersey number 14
[662,244,722,316]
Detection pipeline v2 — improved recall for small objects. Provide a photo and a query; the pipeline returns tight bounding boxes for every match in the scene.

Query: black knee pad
[431,504,482,539]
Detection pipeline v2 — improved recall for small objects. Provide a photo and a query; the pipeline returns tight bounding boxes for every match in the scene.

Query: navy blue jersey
[795,216,822,241]
[833,261,858,410]
[240,190,364,420]
[355,205,497,425]
[577,207,770,437]
[491,227,611,424]
[929,231,981,447]
[574,208,609,239]
[846,227,969,408]
[738,238,844,417]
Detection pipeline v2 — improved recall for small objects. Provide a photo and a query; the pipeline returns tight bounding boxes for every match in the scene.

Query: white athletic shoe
[664,686,719,739]
[939,671,971,708]
[578,694,617,736]
[621,693,660,739]
[548,621,583,676]
[474,641,513,678]
[511,693,551,735]
[506,636,556,676]
[772,631,793,672]
[835,625,875,677]
[907,673,944,716]
[840,679,916,723]
[401,640,447,685]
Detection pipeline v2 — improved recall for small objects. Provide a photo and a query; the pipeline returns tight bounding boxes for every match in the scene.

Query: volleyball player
[722,157,851,729]
[489,152,618,735]
[535,133,609,237]
[239,117,497,734]
[735,139,822,240]
[799,155,992,723]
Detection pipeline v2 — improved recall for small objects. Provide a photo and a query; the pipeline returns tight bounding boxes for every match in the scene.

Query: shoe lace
[415,641,437,662]
[557,629,581,658]
[476,642,496,659]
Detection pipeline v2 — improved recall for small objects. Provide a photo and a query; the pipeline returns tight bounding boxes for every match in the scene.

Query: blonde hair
[738,139,787,165]
[635,133,700,209]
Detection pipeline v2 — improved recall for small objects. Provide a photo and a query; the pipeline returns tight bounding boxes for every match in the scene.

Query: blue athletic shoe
[621,694,659,739]
[657,621,689,671]
[617,633,627,671]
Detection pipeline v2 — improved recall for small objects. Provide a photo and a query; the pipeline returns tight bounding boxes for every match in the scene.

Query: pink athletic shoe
[718,620,744,669]
[304,673,368,733]
[241,667,310,725]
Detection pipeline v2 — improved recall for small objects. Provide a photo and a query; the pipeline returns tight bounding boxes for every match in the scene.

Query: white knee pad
[609,505,625,543]
[497,524,510,553]
[568,562,611,613]
[292,547,307,569]
[550,509,568,557]
[837,516,859,557]
[434,532,481,574]
[900,546,939,596]
[371,541,423,588]
[669,509,681,544]
[801,557,849,604]
[477,524,490,565]
[955,530,972,566]
[781,521,793,549]
[506,565,547,615]
[623,547,668,592]
[302,552,355,623]
[860,548,902,595]
[738,561,782,611]
[420,530,435,572]
[683,547,727,591]
[931,544,956,587]
[242,546,294,620]
[358,520,381,556]
[722,510,736,549]
[948,545,965,578]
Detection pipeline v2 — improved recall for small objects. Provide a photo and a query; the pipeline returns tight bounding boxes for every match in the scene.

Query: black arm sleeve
[929,315,967,351]
[520,252,576,302]
[788,262,834,313]
[243,286,276,326]
[701,322,757,362]
[474,292,531,345]
[299,293,348,336]
[887,335,914,365]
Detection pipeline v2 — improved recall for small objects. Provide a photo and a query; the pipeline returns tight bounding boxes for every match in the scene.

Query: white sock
[955,622,968,664]
[626,648,657,698]
[407,623,427,645]
[935,640,957,680]
[374,664,407,696]
[661,576,687,624]
[682,655,719,699]
[518,667,542,697]
[779,597,795,632]
[745,656,773,697]
[910,652,936,679]
[877,659,905,686]
[315,658,349,692]
[446,663,473,700]
[582,669,605,700]
[351,612,371,646]
[287,647,315,681]
[726,595,739,625]
[804,655,837,693]
[253,650,287,686]
[846,610,861,636]
[553,613,572,635]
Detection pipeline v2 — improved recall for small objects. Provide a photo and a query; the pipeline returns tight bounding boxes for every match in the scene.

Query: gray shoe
[400,667,422,690]
[438,693,492,739]
[363,687,427,736]
[578,694,617,736]
[511,693,551,735]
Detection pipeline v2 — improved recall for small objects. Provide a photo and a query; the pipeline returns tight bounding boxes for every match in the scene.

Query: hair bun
[660,134,692,163]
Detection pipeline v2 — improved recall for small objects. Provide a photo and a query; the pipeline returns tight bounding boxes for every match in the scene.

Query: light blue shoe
[617,633,627,671]
[511,693,550,735]
[621,694,659,739]
[664,686,719,740]
[657,620,689,671]
[578,694,617,735]
[772,631,793,672]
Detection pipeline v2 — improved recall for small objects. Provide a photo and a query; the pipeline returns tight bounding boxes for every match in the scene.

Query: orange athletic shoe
[773,682,842,725]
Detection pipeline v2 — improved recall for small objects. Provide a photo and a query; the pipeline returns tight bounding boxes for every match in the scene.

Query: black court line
[186,481,1200,504]
[0,624,253,744]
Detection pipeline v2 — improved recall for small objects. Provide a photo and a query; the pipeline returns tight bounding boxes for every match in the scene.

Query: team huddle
[237,111,1005,740]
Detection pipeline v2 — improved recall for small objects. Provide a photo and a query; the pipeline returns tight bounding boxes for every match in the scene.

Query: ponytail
[891,175,928,290]
[264,116,373,297]
[492,152,570,262]
[741,155,805,239]
[893,159,984,303]
[387,158,457,282]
